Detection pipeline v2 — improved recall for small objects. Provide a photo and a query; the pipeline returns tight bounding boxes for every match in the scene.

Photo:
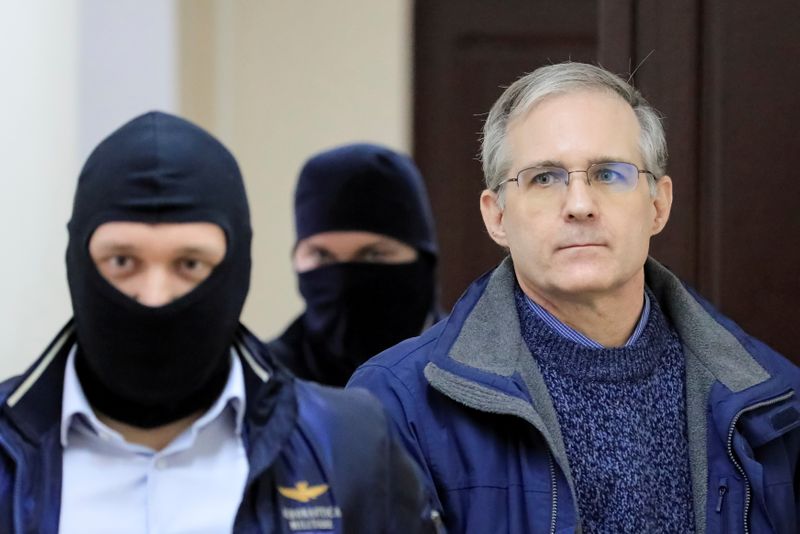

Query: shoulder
[646,259,800,389]
[681,280,800,381]
[349,320,445,394]
[0,374,27,428]
[713,309,800,386]
[344,323,452,463]
[351,262,499,391]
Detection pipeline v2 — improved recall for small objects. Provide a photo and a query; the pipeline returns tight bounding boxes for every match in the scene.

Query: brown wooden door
[414,0,800,362]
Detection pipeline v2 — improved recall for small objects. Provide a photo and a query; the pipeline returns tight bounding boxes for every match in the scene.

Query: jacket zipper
[547,450,558,534]
[725,390,794,534]
[715,477,728,513]
[716,476,728,531]
[430,509,446,533]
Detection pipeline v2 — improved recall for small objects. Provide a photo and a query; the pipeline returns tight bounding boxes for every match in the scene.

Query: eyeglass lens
[517,162,640,194]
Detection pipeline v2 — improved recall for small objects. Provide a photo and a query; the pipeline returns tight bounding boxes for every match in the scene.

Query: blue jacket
[0,322,442,533]
[349,258,800,533]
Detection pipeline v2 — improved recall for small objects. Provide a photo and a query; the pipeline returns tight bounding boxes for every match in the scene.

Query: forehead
[89,221,226,252]
[507,90,642,167]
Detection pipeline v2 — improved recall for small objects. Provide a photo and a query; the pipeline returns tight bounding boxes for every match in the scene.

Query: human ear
[480,189,509,247]
[651,175,673,236]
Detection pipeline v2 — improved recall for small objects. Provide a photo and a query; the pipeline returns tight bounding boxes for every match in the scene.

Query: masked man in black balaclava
[267,143,441,386]
[0,113,442,533]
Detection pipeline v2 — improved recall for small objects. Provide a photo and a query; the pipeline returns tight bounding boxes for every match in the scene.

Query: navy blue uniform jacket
[0,323,441,533]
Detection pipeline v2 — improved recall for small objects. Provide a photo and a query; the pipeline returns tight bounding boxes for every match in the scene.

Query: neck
[519,273,646,347]
[97,410,202,451]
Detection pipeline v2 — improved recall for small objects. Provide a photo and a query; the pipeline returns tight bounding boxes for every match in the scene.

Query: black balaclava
[292,143,438,384]
[67,111,251,428]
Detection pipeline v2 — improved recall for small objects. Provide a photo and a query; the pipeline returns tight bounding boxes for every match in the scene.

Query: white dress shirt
[59,348,249,534]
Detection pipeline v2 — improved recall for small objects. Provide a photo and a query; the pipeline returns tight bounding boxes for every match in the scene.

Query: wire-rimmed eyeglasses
[497,161,656,196]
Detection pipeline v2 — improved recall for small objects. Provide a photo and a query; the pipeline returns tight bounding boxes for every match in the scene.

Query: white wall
[77,0,177,161]
[0,1,79,379]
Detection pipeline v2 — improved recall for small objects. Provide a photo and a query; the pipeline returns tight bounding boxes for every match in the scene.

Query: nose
[562,172,597,220]
[135,268,174,307]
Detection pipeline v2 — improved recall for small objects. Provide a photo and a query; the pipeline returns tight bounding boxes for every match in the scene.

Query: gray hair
[481,62,667,197]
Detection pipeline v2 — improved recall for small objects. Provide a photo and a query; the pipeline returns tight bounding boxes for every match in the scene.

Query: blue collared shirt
[524,291,651,348]
[59,348,249,534]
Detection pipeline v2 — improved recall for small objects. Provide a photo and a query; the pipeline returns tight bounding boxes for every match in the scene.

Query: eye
[96,254,139,281]
[361,248,388,263]
[108,255,135,273]
[175,257,215,282]
[592,166,625,185]
[311,248,334,265]
[179,258,201,271]
[523,168,564,188]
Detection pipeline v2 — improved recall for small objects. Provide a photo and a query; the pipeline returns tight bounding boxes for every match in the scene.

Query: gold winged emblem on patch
[278,481,330,503]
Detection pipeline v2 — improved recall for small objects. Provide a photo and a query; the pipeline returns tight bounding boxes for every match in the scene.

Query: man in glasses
[0,112,440,533]
[349,62,800,532]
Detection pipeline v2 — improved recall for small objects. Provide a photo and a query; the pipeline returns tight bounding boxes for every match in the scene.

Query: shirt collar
[524,290,651,349]
[60,347,246,448]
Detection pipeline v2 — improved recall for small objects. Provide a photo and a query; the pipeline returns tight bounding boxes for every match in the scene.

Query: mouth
[557,243,605,251]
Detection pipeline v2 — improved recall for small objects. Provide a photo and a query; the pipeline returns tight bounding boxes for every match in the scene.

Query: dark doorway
[414,0,800,362]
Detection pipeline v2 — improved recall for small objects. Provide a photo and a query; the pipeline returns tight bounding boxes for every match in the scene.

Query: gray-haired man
[349,62,800,533]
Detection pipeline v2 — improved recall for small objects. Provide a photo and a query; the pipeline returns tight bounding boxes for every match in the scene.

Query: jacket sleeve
[298,379,445,533]
[348,364,445,524]
[383,413,446,533]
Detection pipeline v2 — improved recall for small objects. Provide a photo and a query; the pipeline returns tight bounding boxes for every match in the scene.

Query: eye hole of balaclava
[87,220,228,308]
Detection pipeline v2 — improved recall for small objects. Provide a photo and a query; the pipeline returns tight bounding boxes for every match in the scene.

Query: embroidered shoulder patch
[278,481,329,503]
[278,481,342,532]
